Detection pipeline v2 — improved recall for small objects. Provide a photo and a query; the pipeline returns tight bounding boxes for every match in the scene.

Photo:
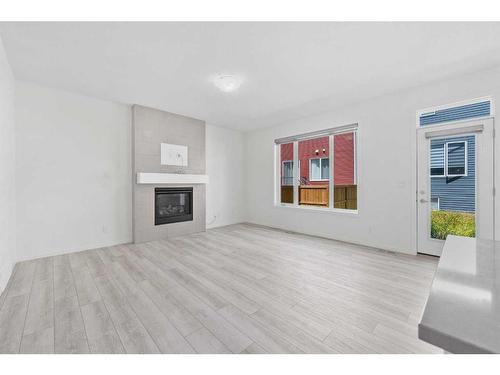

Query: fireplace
[155,187,193,225]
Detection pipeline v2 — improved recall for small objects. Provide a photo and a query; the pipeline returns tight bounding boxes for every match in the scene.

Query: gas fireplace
[155,187,193,225]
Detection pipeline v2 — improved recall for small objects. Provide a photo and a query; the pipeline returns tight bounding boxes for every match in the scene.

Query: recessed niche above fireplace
[155,187,193,225]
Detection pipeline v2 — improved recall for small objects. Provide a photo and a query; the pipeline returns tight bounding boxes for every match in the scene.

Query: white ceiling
[1,22,500,131]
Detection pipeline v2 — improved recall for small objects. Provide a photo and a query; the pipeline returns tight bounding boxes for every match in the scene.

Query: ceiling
[1,22,500,131]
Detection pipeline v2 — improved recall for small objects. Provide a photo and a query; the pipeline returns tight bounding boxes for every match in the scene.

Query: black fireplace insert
[155,187,193,225]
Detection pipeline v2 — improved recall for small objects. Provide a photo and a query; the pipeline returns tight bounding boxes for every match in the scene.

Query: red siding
[280,143,293,162]
[298,137,329,185]
[334,133,355,185]
[280,133,355,185]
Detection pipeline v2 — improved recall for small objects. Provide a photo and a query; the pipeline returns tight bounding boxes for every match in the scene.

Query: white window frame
[309,157,329,182]
[445,140,468,177]
[274,124,358,214]
[430,140,468,178]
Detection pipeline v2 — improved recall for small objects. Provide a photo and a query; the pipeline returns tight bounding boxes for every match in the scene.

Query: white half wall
[0,37,16,293]
[244,66,500,254]
[206,124,245,228]
[15,82,132,261]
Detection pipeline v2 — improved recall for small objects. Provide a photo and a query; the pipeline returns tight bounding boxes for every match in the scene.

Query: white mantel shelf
[136,172,209,185]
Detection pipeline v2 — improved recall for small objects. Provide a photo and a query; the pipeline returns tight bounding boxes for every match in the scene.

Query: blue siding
[431,135,475,213]
[420,101,490,126]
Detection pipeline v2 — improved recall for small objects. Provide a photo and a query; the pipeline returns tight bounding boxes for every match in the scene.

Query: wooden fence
[333,185,357,209]
[299,185,329,206]
[280,186,294,204]
[280,184,357,209]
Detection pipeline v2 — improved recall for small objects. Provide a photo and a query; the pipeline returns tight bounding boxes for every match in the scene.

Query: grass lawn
[431,210,475,240]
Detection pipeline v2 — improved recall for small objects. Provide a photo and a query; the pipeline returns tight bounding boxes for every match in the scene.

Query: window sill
[273,203,358,215]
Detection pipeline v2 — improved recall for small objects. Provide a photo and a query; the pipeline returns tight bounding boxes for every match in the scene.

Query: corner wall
[206,124,245,228]
[15,82,132,261]
[244,66,500,254]
[12,82,244,265]
[0,37,16,293]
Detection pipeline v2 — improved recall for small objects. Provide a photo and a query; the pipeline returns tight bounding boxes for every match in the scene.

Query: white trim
[309,157,329,181]
[136,172,208,184]
[293,141,299,205]
[425,124,484,139]
[275,123,358,144]
[416,96,494,128]
[328,134,334,209]
[275,143,280,205]
[353,131,358,185]
[274,203,358,215]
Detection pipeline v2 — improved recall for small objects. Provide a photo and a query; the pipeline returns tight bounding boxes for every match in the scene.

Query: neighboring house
[280,133,355,186]
[430,135,475,213]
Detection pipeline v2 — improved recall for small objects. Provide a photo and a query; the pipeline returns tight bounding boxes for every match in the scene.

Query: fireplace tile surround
[132,105,206,243]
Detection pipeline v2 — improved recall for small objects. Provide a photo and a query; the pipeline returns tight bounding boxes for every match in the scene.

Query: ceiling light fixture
[212,75,243,93]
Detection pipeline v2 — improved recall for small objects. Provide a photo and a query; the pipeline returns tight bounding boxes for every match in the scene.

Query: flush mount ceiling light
[212,75,243,93]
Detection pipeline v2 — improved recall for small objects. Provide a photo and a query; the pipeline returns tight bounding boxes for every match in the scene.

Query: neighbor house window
[282,161,294,186]
[430,140,467,177]
[280,143,295,204]
[275,125,358,211]
[310,158,329,181]
[446,141,467,177]
[431,197,440,211]
[430,143,445,177]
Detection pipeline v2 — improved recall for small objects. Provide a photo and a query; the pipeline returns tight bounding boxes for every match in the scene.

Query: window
[431,197,440,211]
[282,161,294,186]
[275,125,358,211]
[446,141,467,177]
[430,140,467,177]
[310,158,329,181]
[430,143,445,177]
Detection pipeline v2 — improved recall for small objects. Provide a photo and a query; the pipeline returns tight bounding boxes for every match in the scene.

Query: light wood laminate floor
[0,224,441,354]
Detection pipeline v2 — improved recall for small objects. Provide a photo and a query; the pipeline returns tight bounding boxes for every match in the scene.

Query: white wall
[14,82,244,262]
[16,82,132,261]
[245,66,500,254]
[0,37,16,293]
[206,124,245,228]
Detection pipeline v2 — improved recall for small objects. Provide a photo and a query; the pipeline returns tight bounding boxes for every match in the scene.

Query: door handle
[420,199,428,203]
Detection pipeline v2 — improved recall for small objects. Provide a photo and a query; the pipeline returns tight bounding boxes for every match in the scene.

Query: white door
[417,118,494,256]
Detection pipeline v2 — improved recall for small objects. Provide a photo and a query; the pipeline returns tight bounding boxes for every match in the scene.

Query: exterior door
[417,118,494,256]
